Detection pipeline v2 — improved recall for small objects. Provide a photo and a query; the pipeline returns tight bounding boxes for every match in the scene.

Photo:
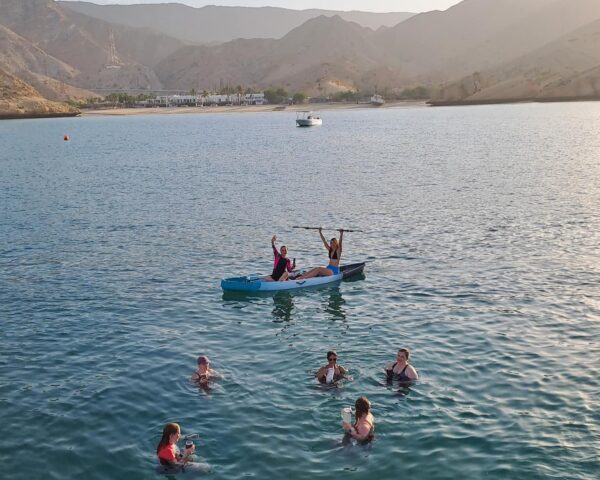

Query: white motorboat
[371,94,385,106]
[296,111,322,127]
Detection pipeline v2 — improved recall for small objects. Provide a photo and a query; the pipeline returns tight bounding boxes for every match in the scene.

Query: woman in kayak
[156,423,195,469]
[264,235,296,282]
[342,396,375,445]
[385,348,418,383]
[297,228,343,279]
[316,350,348,385]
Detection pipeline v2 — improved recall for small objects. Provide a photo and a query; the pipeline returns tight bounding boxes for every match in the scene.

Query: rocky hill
[432,17,600,103]
[0,0,182,92]
[153,0,600,97]
[155,15,393,94]
[59,1,415,44]
[0,24,96,100]
[0,68,79,118]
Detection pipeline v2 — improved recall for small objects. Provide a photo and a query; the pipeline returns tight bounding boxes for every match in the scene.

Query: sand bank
[82,101,426,117]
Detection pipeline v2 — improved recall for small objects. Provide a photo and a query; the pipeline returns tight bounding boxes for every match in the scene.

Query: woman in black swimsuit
[297,228,343,279]
[385,348,418,383]
[264,235,295,282]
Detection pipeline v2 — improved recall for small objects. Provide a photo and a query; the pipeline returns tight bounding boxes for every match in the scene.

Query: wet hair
[156,422,180,455]
[326,350,337,360]
[354,397,371,420]
[397,348,410,362]
[197,355,209,365]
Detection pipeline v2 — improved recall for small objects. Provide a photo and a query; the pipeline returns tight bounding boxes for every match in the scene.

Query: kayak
[221,262,365,292]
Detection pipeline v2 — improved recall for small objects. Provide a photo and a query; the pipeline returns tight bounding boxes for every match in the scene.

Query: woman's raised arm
[318,227,329,250]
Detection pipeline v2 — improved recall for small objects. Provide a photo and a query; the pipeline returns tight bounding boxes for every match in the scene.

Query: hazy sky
[61,0,463,13]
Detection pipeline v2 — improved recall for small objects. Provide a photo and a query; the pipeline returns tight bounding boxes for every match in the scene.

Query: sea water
[1,103,599,479]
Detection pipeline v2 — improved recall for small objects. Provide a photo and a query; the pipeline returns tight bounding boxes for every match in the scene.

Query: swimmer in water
[315,350,348,385]
[385,348,418,383]
[342,396,375,445]
[156,423,195,469]
[191,355,220,384]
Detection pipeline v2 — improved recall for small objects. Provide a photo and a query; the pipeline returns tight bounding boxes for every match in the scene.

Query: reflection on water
[221,284,350,324]
[272,292,295,322]
[324,288,346,321]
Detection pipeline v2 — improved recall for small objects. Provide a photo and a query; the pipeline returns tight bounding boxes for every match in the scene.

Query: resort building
[244,93,266,105]
[144,92,267,107]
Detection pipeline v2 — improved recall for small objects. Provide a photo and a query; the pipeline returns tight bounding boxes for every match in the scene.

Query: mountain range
[58,1,415,44]
[2,0,600,115]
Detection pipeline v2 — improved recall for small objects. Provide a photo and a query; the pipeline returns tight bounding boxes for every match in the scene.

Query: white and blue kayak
[221,262,365,292]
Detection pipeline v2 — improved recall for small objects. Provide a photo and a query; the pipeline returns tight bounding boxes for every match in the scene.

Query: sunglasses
[328,357,337,361]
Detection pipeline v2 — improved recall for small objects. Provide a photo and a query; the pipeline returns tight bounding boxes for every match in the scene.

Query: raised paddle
[292,226,363,233]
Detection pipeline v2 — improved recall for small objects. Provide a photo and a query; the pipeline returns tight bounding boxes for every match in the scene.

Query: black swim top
[271,256,288,281]
[387,363,411,382]
[328,247,339,260]
[354,418,375,445]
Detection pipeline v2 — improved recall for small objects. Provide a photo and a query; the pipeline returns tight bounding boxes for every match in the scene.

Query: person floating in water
[385,348,418,383]
[342,396,375,445]
[297,228,342,279]
[264,235,295,282]
[156,423,195,470]
[316,350,348,385]
[191,355,221,385]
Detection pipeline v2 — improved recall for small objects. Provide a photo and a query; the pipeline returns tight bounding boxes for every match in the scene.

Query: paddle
[292,226,363,233]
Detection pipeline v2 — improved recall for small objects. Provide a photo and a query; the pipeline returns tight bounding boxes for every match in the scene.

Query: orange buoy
[63,134,70,141]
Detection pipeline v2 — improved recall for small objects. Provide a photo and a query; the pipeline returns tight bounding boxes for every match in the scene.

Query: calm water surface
[1,103,599,479]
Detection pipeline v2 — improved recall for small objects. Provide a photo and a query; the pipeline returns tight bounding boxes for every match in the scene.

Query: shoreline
[82,101,427,117]
[428,95,600,107]
[0,111,80,120]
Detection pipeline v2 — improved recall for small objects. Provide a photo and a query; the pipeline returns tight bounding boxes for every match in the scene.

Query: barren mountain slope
[428,0,600,82]
[155,39,277,91]
[542,64,600,98]
[155,16,389,94]
[0,67,79,118]
[374,0,550,78]
[0,0,181,91]
[261,16,383,85]
[60,1,414,44]
[0,24,96,100]
[433,18,600,102]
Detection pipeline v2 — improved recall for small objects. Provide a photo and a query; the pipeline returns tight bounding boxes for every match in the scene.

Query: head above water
[197,355,210,366]
[157,422,181,454]
[329,238,338,249]
[355,396,371,419]
[280,246,288,256]
[397,348,410,363]
[327,350,337,363]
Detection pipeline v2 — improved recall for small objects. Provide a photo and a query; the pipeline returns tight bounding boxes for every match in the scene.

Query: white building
[145,95,199,107]
[244,93,266,105]
[144,92,266,107]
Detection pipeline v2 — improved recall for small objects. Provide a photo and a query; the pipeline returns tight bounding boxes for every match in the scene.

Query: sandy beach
[82,100,427,117]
